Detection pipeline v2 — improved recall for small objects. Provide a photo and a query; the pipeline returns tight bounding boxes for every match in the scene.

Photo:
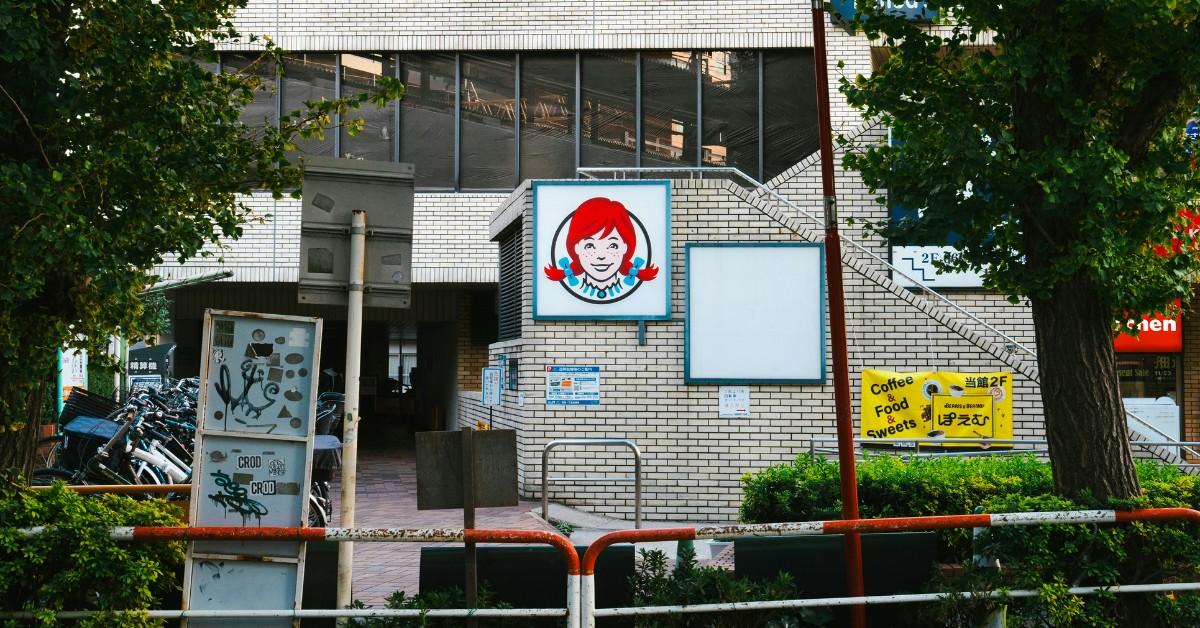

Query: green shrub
[740,454,1056,525]
[740,455,1200,627]
[0,477,185,627]
[627,543,833,627]
[351,584,541,627]
[923,492,1200,627]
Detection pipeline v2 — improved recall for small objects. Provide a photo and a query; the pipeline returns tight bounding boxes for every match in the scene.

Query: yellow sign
[860,369,1013,446]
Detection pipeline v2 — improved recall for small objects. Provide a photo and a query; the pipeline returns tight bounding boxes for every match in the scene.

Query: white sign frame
[183,309,323,627]
[686,243,826,384]
[533,180,672,320]
[482,366,502,406]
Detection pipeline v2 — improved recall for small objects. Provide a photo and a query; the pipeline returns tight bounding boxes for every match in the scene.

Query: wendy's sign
[533,181,671,320]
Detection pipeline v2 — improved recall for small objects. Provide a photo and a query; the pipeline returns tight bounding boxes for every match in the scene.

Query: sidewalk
[327,448,558,607]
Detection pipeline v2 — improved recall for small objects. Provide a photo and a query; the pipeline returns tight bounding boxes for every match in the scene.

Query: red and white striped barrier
[577,507,1200,627]
[16,525,581,626]
[14,507,1200,628]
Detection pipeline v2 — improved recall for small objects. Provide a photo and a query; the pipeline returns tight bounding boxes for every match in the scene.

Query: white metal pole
[566,573,581,628]
[581,574,595,628]
[336,209,368,620]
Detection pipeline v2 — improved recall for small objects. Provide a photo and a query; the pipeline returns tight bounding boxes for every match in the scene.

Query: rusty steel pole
[810,2,867,627]
[335,209,368,622]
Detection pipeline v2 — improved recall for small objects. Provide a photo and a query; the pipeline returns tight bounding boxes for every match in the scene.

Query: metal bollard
[579,572,595,628]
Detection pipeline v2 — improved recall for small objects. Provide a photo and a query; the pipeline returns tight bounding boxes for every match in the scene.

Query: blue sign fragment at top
[829,0,940,32]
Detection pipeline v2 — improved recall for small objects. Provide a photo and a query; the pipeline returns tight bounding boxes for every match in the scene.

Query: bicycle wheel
[307,495,328,528]
[30,467,75,487]
[36,435,63,469]
[128,462,175,500]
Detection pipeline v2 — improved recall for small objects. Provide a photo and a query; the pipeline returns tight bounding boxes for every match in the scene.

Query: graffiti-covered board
[533,181,671,320]
[183,310,323,627]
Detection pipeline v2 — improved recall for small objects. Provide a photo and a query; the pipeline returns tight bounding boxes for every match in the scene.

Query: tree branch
[0,81,51,169]
[1115,69,1184,166]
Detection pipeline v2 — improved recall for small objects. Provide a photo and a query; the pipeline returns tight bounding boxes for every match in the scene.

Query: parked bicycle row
[34,381,344,526]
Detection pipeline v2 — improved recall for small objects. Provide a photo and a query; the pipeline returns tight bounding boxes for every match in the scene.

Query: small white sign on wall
[892,245,985,289]
[533,181,671,320]
[719,386,751,417]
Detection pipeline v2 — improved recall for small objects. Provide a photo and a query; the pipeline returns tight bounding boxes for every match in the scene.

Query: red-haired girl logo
[543,197,660,304]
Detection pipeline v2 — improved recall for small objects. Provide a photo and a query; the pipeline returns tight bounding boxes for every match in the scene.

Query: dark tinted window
[223,52,276,131]
[763,50,819,181]
[401,53,457,189]
[497,225,522,341]
[701,51,758,177]
[282,53,337,157]
[460,54,516,189]
[520,54,576,181]
[341,53,397,161]
[581,53,636,167]
[642,52,697,168]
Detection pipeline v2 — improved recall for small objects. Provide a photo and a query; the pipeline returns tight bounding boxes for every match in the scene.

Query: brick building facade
[154,0,1189,522]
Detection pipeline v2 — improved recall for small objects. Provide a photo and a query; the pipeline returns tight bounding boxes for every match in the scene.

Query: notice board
[685,243,825,383]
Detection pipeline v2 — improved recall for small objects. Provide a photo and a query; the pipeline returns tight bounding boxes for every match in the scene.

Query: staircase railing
[577,166,1037,359]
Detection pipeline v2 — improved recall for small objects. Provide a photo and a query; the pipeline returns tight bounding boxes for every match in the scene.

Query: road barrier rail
[7,507,1200,627]
[577,507,1200,627]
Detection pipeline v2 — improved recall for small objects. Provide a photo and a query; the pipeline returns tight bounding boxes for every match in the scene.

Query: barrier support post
[463,427,479,628]
[810,0,866,625]
[573,573,587,628]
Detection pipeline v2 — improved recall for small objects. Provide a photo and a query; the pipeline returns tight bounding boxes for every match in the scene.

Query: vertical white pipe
[335,209,368,622]
[566,573,581,628]
[582,574,595,628]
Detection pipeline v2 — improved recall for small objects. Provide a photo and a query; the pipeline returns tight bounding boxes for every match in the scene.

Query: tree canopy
[839,0,1200,499]
[842,0,1200,315]
[0,0,400,472]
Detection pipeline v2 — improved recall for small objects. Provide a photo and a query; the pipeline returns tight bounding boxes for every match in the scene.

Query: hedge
[740,455,1200,627]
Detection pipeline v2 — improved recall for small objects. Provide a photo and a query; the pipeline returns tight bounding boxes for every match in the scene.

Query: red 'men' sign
[1114,300,1182,353]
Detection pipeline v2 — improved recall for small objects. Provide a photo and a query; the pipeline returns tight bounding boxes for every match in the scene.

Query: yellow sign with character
[860,369,1013,447]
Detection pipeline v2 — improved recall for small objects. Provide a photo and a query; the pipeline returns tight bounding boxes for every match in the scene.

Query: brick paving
[327,447,558,607]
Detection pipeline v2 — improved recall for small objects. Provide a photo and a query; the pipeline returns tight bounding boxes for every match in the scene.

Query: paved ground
[327,447,558,607]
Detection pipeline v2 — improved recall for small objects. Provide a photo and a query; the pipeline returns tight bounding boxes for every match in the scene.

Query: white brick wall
[474,179,1046,522]
[229,1,818,51]
[161,1,1136,522]
[155,192,502,285]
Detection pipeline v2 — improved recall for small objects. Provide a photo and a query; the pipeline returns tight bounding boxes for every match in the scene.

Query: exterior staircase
[577,125,1198,469]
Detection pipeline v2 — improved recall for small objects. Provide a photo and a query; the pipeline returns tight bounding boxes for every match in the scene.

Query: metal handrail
[808,436,1200,463]
[576,166,1198,465]
[28,483,190,495]
[542,438,643,529]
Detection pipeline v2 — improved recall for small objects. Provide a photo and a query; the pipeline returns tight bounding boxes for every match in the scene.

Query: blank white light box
[685,243,826,384]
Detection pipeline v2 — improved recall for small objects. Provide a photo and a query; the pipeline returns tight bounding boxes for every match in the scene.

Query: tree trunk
[1030,273,1140,499]
[0,381,47,480]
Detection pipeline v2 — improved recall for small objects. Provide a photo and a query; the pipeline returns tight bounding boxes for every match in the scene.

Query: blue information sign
[545,365,601,406]
[829,0,938,31]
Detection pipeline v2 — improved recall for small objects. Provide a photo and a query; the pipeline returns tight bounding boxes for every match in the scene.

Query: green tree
[0,0,402,475]
[840,1,1200,499]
